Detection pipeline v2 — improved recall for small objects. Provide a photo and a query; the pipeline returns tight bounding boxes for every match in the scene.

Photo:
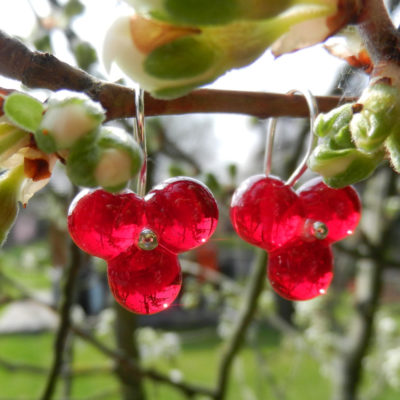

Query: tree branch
[0,30,351,121]
[40,241,83,400]
[72,325,216,399]
[357,0,400,67]
[215,250,267,400]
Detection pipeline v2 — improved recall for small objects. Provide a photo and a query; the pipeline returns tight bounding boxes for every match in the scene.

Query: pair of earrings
[231,90,361,300]
[68,89,361,315]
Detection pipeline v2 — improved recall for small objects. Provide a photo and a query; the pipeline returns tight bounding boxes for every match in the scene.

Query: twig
[72,325,216,399]
[333,170,397,400]
[0,358,47,374]
[357,0,400,67]
[40,241,83,400]
[0,30,351,121]
[214,250,267,400]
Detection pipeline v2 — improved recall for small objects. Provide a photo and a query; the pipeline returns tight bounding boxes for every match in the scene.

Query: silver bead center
[138,228,158,251]
[310,221,329,240]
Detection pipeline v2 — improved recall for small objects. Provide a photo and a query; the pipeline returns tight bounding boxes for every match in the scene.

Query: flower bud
[35,90,105,153]
[0,165,25,246]
[350,83,400,153]
[66,126,143,192]
[308,144,384,188]
[104,4,350,99]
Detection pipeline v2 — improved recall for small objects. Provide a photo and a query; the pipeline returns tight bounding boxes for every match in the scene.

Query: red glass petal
[68,189,145,259]
[268,241,334,301]
[107,246,182,314]
[297,177,361,244]
[145,177,219,253]
[230,175,304,252]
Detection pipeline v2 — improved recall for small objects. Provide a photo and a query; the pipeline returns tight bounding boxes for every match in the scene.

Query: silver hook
[134,88,147,197]
[264,89,318,187]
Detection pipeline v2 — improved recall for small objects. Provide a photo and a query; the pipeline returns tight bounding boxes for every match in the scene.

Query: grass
[0,325,333,400]
[1,242,400,400]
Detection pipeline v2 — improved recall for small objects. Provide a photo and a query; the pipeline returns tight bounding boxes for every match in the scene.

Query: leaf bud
[350,83,400,153]
[308,144,384,188]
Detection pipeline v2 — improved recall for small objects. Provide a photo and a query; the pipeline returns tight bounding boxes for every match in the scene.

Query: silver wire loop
[264,89,318,187]
[134,88,147,197]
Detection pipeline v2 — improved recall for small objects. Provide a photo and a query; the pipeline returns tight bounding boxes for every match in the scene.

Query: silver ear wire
[264,89,318,185]
[134,87,147,197]
[286,89,318,187]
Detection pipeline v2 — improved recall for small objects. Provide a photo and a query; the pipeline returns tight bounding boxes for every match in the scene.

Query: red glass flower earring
[68,89,219,314]
[230,90,361,301]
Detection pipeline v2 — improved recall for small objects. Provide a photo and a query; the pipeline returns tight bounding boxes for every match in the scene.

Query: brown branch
[0,269,216,398]
[215,250,267,400]
[40,241,83,400]
[0,30,351,121]
[357,0,400,67]
[333,169,397,400]
[72,325,216,399]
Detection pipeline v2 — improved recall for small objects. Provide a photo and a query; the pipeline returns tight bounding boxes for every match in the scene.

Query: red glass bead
[297,177,361,244]
[68,177,218,257]
[268,241,334,301]
[68,189,145,260]
[230,175,304,251]
[108,246,182,314]
[146,177,219,253]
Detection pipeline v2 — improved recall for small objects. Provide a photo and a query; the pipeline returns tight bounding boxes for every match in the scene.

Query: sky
[0,0,352,179]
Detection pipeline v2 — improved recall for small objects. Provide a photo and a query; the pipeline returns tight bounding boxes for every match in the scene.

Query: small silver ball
[138,228,158,250]
[311,221,329,240]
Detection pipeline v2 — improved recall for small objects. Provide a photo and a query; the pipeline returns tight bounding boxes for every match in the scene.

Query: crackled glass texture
[108,246,182,314]
[68,177,218,314]
[230,175,304,251]
[68,177,219,258]
[297,177,361,244]
[268,241,334,301]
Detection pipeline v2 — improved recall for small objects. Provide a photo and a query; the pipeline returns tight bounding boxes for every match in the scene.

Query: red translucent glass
[108,246,182,314]
[68,178,218,257]
[268,241,334,301]
[146,177,219,253]
[297,177,361,244]
[68,189,145,260]
[230,175,304,251]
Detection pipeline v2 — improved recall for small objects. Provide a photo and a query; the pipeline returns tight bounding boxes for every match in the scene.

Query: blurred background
[2,1,400,399]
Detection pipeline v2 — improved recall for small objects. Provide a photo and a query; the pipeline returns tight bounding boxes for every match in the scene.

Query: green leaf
[4,93,44,133]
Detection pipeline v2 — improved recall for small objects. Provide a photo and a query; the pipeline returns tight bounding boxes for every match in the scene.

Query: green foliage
[351,83,400,153]
[4,92,44,133]
[309,82,400,187]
